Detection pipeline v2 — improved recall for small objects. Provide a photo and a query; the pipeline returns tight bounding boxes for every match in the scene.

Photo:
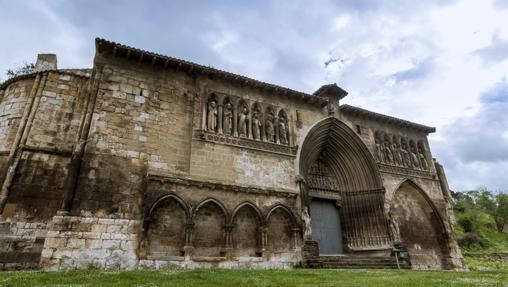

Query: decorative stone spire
[313,83,348,116]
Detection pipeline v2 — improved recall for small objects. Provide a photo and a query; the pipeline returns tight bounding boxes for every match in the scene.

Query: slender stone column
[233,101,238,137]
[260,225,268,253]
[217,104,223,134]
[223,224,234,259]
[247,103,253,139]
[292,227,300,251]
[184,223,195,259]
[260,112,266,142]
[275,116,280,144]
[201,95,207,130]
[59,68,103,214]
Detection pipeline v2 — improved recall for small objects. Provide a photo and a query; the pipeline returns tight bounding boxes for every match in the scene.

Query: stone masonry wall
[0,220,47,270]
[40,215,140,271]
[2,71,89,221]
[0,71,89,270]
[0,78,33,152]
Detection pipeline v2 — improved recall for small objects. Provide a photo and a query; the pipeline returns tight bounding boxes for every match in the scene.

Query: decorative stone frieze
[374,130,431,171]
[197,130,297,157]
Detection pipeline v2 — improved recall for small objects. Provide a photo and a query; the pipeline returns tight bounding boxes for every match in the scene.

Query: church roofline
[0,69,91,91]
[95,38,330,107]
[339,104,436,134]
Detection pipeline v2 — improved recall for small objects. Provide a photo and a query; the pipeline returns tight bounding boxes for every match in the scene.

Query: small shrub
[458,232,481,249]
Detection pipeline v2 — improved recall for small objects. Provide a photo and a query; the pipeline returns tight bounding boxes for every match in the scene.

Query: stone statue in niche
[383,134,394,164]
[265,113,275,142]
[387,211,401,243]
[418,142,429,170]
[375,132,385,162]
[400,138,411,168]
[238,104,249,137]
[223,102,233,135]
[207,100,218,132]
[252,110,262,140]
[410,141,420,169]
[279,116,288,145]
[302,206,312,241]
[392,136,403,166]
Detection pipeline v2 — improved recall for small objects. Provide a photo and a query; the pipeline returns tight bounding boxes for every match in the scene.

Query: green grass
[0,258,506,287]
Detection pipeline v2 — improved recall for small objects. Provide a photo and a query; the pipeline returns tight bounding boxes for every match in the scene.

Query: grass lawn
[0,258,506,287]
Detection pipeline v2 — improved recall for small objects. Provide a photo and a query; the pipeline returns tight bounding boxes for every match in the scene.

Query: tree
[476,188,496,214]
[5,62,36,79]
[494,193,508,232]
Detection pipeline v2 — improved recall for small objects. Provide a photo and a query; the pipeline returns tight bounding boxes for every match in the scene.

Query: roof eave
[95,38,329,107]
[339,104,436,134]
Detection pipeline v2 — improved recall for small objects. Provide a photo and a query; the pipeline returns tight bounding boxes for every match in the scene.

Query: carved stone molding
[378,163,437,180]
[146,173,298,198]
[196,130,298,157]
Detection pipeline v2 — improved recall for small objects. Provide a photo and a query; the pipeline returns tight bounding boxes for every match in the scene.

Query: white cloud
[1,0,507,191]
[332,15,351,31]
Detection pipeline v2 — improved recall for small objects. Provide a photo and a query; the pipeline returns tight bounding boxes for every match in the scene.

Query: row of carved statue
[374,131,429,170]
[203,94,290,145]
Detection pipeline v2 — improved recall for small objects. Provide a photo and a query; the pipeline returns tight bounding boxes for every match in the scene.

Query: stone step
[304,255,411,269]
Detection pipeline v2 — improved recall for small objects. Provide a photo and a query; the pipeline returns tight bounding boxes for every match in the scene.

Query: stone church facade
[0,38,465,271]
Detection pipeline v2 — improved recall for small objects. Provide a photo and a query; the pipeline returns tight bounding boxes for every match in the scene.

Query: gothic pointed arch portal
[297,117,391,253]
[390,180,449,270]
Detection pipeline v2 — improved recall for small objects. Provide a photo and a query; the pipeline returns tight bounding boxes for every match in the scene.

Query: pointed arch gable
[192,197,230,223]
[265,204,297,225]
[148,193,191,222]
[392,178,448,236]
[296,117,383,192]
[231,201,263,224]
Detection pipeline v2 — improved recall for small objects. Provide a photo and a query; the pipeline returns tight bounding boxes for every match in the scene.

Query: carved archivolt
[374,131,430,171]
[297,117,391,250]
[201,92,291,146]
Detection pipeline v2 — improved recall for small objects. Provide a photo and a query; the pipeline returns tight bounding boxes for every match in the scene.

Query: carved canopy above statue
[297,117,383,193]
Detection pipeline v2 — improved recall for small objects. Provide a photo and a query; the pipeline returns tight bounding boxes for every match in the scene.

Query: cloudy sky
[1,0,508,192]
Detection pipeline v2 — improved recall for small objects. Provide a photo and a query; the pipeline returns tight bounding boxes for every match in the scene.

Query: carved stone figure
[418,142,429,170]
[392,136,403,166]
[207,100,218,132]
[410,141,420,169]
[375,132,385,162]
[383,134,394,164]
[265,114,275,142]
[302,206,312,241]
[223,102,233,135]
[400,138,411,168]
[279,118,288,145]
[252,111,261,140]
[388,211,401,243]
[238,105,248,137]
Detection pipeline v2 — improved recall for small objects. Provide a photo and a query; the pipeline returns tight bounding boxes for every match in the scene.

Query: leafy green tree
[476,189,496,215]
[494,193,508,232]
